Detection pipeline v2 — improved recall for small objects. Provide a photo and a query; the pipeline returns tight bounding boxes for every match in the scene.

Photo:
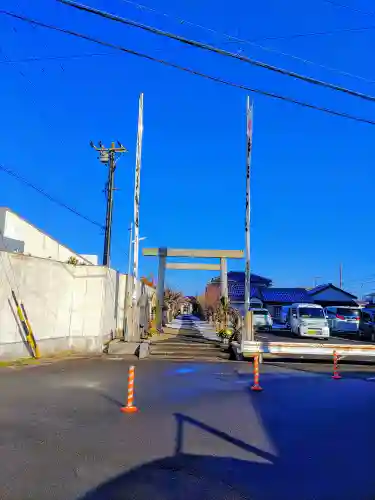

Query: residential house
[205,271,359,320]
[205,272,272,315]
[363,293,375,308]
[307,283,359,308]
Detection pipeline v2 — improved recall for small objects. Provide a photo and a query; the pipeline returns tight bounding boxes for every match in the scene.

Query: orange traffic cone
[251,355,263,392]
[121,365,139,413]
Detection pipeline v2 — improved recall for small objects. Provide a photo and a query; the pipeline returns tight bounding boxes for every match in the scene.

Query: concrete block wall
[0,251,154,360]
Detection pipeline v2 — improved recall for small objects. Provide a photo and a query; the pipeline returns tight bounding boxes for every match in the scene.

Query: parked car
[251,308,273,332]
[325,306,360,336]
[288,303,329,339]
[359,309,375,342]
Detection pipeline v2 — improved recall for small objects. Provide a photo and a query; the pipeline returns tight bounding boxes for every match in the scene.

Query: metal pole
[156,248,167,331]
[220,258,228,299]
[131,93,144,342]
[103,150,115,266]
[220,257,228,329]
[339,263,343,289]
[244,96,254,342]
[123,222,133,340]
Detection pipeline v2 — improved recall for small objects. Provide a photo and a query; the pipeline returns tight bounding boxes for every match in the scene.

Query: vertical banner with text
[244,97,253,341]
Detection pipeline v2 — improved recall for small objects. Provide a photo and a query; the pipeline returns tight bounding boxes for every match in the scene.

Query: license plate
[308,329,319,335]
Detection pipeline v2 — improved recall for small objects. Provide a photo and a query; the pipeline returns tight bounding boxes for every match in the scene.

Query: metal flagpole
[244,96,254,343]
[131,93,144,341]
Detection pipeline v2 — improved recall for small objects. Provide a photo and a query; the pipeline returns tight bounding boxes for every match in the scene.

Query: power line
[2,9,375,125]
[117,0,375,85]
[252,24,375,42]
[57,0,375,104]
[120,0,375,44]
[4,44,374,87]
[0,163,105,229]
[0,52,113,64]
[322,0,375,17]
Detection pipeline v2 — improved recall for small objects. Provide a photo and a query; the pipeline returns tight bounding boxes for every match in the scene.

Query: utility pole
[90,141,127,266]
[339,263,343,289]
[123,222,133,340]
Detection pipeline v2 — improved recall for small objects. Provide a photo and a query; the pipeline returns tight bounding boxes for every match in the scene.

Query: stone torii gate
[142,248,243,330]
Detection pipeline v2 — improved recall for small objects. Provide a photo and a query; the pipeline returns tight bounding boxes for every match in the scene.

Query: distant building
[0,207,97,265]
[306,284,358,308]
[362,292,375,308]
[205,271,359,320]
[205,272,272,316]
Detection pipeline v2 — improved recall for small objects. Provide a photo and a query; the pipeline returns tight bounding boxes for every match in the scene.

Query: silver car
[325,306,360,335]
[251,308,273,332]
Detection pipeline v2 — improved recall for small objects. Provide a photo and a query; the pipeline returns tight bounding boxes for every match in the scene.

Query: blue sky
[1,0,375,297]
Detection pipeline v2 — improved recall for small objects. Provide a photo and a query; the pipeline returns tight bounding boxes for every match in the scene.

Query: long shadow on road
[72,320,375,500]
[78,368,375,500]
[78,412,275,500]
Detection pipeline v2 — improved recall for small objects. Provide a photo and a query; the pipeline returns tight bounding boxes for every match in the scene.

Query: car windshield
[337,308,360,317]
[299,308,325,318]
[253,310,269,316]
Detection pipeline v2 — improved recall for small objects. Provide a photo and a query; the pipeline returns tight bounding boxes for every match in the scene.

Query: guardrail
[234,340,375,359]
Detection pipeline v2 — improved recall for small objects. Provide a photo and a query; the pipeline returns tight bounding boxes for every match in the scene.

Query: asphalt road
[2,357,375,499]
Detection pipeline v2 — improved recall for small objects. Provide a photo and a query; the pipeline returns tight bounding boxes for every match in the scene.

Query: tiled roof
[210,272,272,285]
[307,284,330,295]
[260,288,310,304]
[227,271,272,284]
[229,282,260,301]
[308,283,357,299]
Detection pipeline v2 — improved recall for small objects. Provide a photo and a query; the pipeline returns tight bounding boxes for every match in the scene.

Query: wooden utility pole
[90,141,127,266]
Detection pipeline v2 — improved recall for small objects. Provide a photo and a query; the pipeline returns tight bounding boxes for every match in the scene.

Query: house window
[274,306,281,319]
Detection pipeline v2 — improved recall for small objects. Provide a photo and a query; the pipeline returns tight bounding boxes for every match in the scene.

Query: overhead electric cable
[1,10,375,125]
[0,163,104,229]
[56,0,375,104]
[117,0,375,85]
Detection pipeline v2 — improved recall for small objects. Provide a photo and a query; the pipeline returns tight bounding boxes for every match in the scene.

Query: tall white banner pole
[131,93,144,341]
[244,96,254,344]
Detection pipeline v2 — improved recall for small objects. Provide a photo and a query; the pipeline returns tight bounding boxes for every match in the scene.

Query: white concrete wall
[0,208,94,265]
[0,251,154,360]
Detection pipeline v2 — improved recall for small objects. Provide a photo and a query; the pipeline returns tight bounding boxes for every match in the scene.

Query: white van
[288,303,330,339]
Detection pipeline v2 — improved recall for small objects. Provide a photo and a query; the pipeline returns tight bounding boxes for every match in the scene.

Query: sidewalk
[165,316,220,342]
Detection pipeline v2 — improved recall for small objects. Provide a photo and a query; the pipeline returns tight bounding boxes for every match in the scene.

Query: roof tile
[260,288,310,303]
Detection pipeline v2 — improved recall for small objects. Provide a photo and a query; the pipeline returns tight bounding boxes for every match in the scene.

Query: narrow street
[1,356,375,499]
[148,315,226,361]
